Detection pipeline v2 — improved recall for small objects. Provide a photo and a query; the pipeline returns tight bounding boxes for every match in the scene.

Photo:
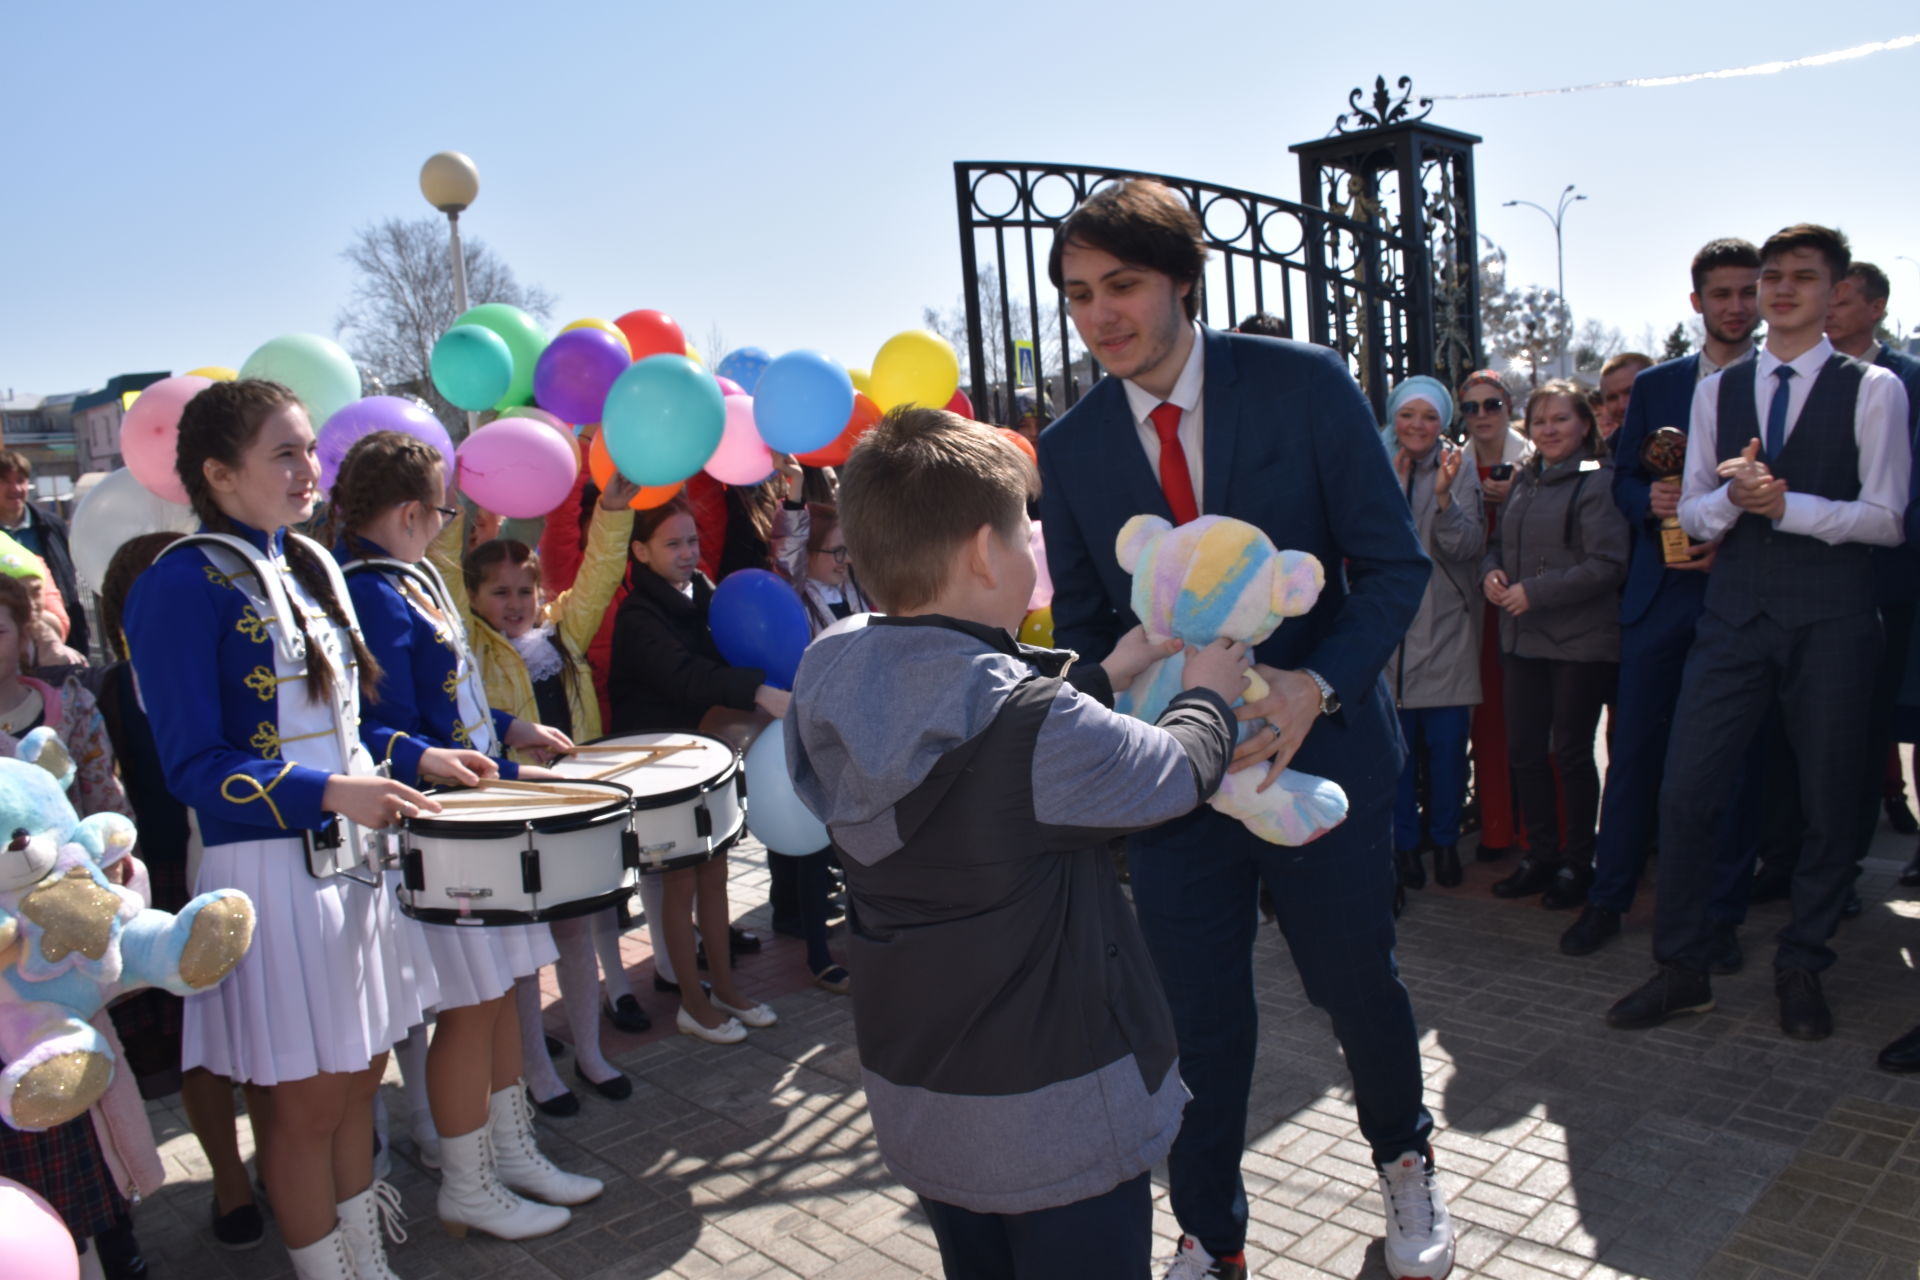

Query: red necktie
[1150,402,1198,525]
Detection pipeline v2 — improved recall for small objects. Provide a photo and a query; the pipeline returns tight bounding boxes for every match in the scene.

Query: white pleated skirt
[184,837,438,1087]
[418,920,557,1013]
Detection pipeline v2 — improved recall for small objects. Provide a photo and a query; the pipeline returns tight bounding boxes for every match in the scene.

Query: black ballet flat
[575,1063,633,1101]
[527,1086,580,1118]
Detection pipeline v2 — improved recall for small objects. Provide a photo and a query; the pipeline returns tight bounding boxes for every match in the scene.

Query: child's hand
[775,453,804,502]
[601,476,643,511]
[468,505,502,549]
[755,685,792,719]
[1181,639,1251,704]
[1100,624,1182,693]
[505,719,574,757]
[418,748,500,787]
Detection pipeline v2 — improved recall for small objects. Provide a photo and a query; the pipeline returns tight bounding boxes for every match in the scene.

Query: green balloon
[238,333,362,427]
[454,303,547,411]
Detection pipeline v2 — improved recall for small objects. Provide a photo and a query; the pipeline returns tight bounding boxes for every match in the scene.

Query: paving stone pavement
[126,819,1920,1279]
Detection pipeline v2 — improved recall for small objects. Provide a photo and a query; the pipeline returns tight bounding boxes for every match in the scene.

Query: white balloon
[744,724,829,856]
[69,468,198,594]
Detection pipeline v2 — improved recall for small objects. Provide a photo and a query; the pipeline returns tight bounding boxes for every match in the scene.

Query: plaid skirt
[0,1115,125,1241]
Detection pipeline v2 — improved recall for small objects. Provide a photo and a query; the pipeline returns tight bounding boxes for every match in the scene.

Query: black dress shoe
[1776,969,1832,1041]
[1901,849,1920,888]
[1540,865,1591,911]
[603,994,652,1033]
[575,1063,633,1100]
[1560,905,1620,956]
[1432,843,1463,888]
[209,1198,265,1250]
[1395,847,1427,890]
[1888,796,1919,835]
[1607,966,1714,1029]
[653,972,680,994]
[1491,857,1559,899]
[1708,925,1744,976]
[94,1218,147,1280]
[1475,842,1512,863]
[1876,1024,1920,1072]
[528,1086,580,1118]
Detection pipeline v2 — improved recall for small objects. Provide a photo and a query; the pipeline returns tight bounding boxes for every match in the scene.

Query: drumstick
[558,743,702,757]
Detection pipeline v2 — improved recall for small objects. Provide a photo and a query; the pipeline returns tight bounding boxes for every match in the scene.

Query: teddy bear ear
[1115,515,1171,573]
[16,728,73,793]
[1269,551,1327,618]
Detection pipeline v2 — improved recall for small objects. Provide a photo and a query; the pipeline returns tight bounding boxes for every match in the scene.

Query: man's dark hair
[1759,223,1850,283]
[1047,179,1206,321]
[1690,238,1761,294]
[1848,261,1891,304]
[1234,312,1291,340]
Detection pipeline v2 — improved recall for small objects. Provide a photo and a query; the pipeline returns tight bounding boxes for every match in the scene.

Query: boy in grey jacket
[786,406,1245,1278]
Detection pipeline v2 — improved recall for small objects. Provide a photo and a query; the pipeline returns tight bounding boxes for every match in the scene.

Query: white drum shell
[396,785,634,925]
[552,733,747,871]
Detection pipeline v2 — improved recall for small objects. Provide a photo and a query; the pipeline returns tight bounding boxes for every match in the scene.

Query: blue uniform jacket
[337,540,519,787]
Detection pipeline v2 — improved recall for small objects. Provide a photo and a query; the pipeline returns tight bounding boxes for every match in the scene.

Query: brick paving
[124,815,1920,1279]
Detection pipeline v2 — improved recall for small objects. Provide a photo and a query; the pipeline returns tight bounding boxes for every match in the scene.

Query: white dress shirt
[1679,337,1911,547]
[1695,343,1755,384]
[1122,323,1207,506]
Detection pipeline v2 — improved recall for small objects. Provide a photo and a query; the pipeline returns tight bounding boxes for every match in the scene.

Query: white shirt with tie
[1121,322,1207,505]
[1678,336,1910,548]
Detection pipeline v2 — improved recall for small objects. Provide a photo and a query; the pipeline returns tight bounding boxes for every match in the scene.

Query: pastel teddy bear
[0,727,254,1131]
[1113,514,1349,845]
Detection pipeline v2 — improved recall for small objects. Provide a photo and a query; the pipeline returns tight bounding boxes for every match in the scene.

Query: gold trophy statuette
[1641,426,1692,565]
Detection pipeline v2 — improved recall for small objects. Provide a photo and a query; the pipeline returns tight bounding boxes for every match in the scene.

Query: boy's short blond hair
[839,407,1037,613]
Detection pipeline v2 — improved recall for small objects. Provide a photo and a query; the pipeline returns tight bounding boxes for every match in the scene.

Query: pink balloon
[715,376,746,397]
[457,417,581,518]
[512,406,578,450]
[1028,520,1053,611]
[120,375,212,505]
[0,1177,78,1280]
[704,395,775,486]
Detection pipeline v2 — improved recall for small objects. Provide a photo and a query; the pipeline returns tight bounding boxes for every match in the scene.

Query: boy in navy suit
[1038,179,1451,1280]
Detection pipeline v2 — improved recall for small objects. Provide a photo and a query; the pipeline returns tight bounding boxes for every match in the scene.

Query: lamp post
[1503,184,1586,377]
[419,151,481,433]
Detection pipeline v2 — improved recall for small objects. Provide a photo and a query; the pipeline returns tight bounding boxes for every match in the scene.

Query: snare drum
[551,733,746,873]
[396,779,634,925]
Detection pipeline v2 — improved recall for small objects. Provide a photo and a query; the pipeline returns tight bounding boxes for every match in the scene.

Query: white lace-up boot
[286,1226,356,1280]
[436,1125,570,1240]
[486,1085,604,1205]
[338,1180,406,1279]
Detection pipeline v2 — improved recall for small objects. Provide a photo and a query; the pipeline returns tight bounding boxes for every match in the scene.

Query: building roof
[70,372,169,414]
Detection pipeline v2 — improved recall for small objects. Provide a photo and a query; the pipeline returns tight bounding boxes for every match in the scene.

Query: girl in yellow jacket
[441,476,641,1114]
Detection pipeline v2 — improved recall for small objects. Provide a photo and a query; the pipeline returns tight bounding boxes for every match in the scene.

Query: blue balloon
[709,569,810,690]
[715,346,772,394]
[431,325,515,412]
[744,726,828,855]
[601,355,726,486]
[753,350,855,455]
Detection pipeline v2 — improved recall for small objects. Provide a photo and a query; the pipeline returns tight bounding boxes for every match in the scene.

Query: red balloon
[795,392,883,468]
[614,310,687,362]
[945,388,975,419]
[1000,427,1037,465]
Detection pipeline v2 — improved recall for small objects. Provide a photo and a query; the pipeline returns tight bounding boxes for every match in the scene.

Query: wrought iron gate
[952,78,1482,424]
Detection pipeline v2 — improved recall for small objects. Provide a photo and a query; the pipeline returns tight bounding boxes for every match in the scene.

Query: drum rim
[553,732,742,812]
[395,885,629,926]
[404,779,635,839]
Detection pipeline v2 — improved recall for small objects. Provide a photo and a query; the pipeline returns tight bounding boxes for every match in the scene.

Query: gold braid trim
[235,606,275,645]
[243,665,300,702]
[247,723,331,761]
[383,732,418,767]
[220,762,297,829]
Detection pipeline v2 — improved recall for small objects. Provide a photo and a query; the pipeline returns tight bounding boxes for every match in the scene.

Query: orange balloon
[796,392,883,467]
[588,431,684,509]
[1000,427,1038,466]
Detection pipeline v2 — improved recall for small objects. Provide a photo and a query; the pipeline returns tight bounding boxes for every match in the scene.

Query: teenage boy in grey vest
[1608,224,1912,1041]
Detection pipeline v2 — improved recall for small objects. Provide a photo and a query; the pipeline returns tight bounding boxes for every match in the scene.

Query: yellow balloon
[185,365,238,381]
[847,366,872,395]
[869,330,958,412]
[560,318,631,358]
[684,341,704,366]
[1018,606,1054,648]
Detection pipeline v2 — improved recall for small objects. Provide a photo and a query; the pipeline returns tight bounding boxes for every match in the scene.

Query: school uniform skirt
[184,837,438,1087]
[418,922,558,1013]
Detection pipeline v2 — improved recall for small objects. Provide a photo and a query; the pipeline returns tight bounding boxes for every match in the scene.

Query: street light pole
[1503,185,1587,377]
[419,151,482,436]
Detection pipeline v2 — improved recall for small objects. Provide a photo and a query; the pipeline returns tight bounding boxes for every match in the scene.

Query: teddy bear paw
[4,1048,111,1132]
[1212,768,1350,846]
[177,892,256,990]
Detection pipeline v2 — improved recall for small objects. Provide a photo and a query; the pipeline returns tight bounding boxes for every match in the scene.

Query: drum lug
[521,847,542,895]
[401,844,424,892]
[621,830,640,872]
[736,770,748,800]
[695,803,713,839]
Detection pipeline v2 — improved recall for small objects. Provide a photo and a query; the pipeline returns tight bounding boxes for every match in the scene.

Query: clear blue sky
[4,1,1916,397]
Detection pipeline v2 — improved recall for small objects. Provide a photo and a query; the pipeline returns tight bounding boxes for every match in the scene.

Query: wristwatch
[1300,668,1340,716]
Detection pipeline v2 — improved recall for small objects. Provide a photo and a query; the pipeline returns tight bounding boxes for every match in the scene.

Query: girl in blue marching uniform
[123,380,489,1280]
[329,431,602,1244]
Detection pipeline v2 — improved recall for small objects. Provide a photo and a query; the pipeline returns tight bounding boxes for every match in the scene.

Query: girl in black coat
[608,499,787,1045]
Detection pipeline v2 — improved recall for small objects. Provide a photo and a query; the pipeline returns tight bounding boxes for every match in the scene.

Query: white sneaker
[1377,1151,1455,1280]
[1163,1234,1246,1279]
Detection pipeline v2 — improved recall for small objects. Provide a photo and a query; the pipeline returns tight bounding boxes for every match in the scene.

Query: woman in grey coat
[1383,377,1485,892]
[1481,380,1629,909]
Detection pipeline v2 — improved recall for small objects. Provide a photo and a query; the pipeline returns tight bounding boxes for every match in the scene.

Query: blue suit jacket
[1612,354,1710,628]
[1037,329,1429,807]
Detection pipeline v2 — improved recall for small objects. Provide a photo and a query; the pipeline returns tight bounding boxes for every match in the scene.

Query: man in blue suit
[1037,179,1448,1280]
[1560,239,1761,958]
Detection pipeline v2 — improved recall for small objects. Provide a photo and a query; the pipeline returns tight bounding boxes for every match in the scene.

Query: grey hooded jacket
[784,614,1235,1214]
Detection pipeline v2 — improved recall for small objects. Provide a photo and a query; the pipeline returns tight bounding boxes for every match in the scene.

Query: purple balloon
[534,328,629,425]
[317,396,457,492]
